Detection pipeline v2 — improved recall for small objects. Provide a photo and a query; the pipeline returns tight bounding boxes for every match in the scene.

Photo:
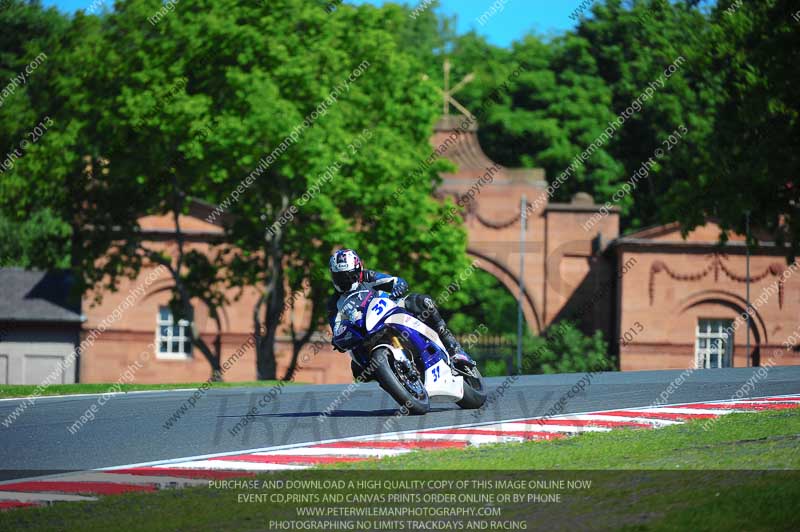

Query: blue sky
[349,0,579,46]
[42,0,580,47]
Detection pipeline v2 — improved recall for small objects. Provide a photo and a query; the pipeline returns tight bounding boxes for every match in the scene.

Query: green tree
[91,0,470,380]
[577,0,717,228]
[0,0,70,267]
[0,3,140,297]
[664,0,800,259]
[438,31,625,209]
[523,321,611,375]
[0,209,71,268]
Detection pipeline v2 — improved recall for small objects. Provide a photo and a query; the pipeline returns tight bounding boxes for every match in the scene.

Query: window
[156,306,192,359]
[695,319,733,369]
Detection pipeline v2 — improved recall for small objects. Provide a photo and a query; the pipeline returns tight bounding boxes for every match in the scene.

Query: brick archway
[677,290,768,345]
[431,116,616,336]
[467,249,542,334]
[432,116,548,335]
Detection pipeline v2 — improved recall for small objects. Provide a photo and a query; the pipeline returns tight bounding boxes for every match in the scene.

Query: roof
[0,269,83,324]
[608,220,785,256]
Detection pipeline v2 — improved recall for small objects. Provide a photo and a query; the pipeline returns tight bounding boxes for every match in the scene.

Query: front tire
[372,348,430,415]
[456,365,487,409]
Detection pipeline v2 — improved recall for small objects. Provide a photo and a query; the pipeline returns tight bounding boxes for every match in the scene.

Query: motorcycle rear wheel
[372,347,430,415]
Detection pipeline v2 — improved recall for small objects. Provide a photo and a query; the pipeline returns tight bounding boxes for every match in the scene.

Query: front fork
[388,335,418,378]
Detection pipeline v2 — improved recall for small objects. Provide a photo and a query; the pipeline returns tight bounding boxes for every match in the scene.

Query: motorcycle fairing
[333,284,464,401]
[383,314,463,399]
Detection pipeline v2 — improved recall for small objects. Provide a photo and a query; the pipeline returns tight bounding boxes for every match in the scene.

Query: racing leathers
[326,270,470,377]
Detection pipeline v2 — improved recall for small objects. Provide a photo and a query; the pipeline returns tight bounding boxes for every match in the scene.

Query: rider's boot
[436,324,477,369]
[407,293,477,369]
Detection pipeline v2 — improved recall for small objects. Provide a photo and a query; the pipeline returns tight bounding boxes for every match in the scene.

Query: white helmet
[329,249,363,292]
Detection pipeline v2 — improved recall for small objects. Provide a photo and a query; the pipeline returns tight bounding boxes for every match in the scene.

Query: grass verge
[0,381,294,399]
[331,406,800,470]
[1,410,798,531]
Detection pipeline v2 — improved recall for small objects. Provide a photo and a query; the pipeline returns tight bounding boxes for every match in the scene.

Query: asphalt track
[1,367,799,478]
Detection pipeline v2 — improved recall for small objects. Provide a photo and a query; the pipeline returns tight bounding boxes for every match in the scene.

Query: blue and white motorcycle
[332,279,486,414]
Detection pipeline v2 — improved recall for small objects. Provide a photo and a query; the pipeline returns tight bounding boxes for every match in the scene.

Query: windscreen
[335,289,371,329]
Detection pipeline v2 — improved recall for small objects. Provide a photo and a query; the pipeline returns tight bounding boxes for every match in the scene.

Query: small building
[77,201,349,385]
[610,222,800,370]
[430,114,799,372]
[0,269,82,385]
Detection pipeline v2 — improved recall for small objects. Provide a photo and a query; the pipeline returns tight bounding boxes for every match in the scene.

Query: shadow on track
[216,407,452,419]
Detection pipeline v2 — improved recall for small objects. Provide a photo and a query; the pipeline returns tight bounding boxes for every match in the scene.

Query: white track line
[0,389,197,403]
[60,472,209,487]
[434,421,616,434]
[632,407,738,415]
[253,448,410,458]
[533,414,679,426]
[0,491,98,503]
[156,460,308,472]
[370,433,529,444]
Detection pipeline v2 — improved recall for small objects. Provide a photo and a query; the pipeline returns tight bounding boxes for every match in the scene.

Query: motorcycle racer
[326,249,476,379]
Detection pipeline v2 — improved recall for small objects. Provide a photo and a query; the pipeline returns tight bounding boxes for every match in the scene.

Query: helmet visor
[332,270,361,292]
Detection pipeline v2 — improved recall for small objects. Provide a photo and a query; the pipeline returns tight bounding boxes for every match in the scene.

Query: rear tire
[372,348,430,415]
[456,366,487,409]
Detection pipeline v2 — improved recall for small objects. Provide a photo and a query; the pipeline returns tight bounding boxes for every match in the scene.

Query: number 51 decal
[432,366,441,382]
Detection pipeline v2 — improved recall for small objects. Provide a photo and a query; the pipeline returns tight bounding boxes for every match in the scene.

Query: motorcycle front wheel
[456,365,487,409]
[372,347,430,415]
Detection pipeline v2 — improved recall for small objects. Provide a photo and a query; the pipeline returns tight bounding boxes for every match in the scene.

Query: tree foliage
[27,0,468,379]
[0,208,70,268]
[664,0,800,259]
[523,321,611,375]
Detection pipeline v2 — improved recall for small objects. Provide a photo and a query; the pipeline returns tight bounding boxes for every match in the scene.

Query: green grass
[0,381,294,399]
[2,410,799,531]
[330,408,800,470]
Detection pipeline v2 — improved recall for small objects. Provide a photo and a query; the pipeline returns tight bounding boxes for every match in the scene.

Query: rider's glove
[391,277,409,299]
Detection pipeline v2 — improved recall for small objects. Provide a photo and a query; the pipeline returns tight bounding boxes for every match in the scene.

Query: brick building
[611,223,799,370]
[1,116,797,385]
